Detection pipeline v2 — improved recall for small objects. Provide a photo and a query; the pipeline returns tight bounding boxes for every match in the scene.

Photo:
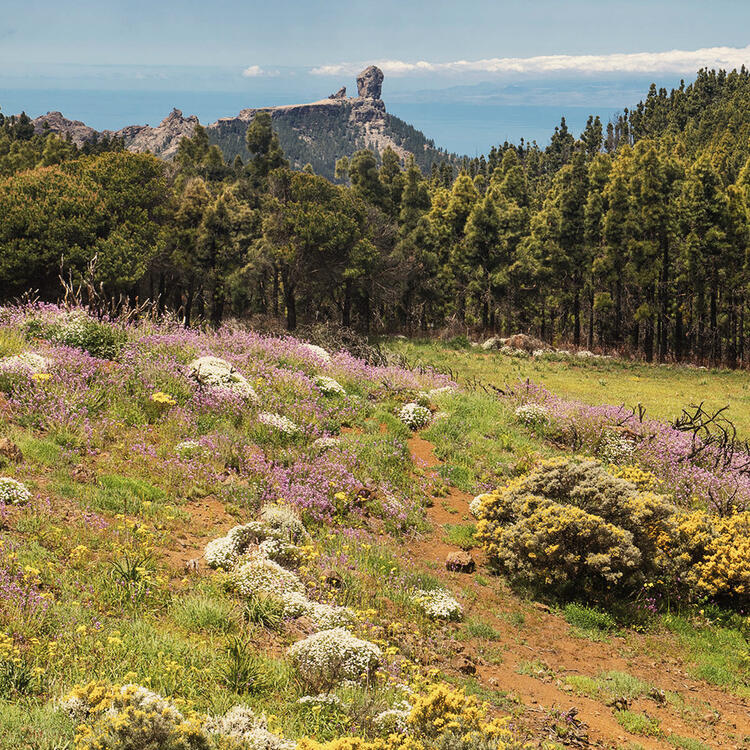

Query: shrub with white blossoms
[373,701,412,733]
[514,403,550,427]
[598,431,636,464]
[413,588,463,621]
[469,493,490,519]
[204,522,269,570]
[260,503,308,543]
[312,436,341,452]
[313,375,346,396]
[206,705,294,750]
[300,343,332,364]
[0,477,31,506]
[499,346,528,358]
[280,591,354,629]
[288,628,381,688]
[398,402,432,430]
[174,439,202,460]
[258,411,299,435]
[231,551,305,598]
[0,352,49,374]
[297,694,343,708]
[188,355,259,402]
[258,537,304,568]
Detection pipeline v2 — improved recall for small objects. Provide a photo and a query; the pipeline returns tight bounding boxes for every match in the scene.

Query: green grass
[666,736,711,750]
[615,709,662,737]
[563,603,617,638]
[386,339,750,436]
[444,523,477,550]
[464,619,501,640]
[662,615,750,696]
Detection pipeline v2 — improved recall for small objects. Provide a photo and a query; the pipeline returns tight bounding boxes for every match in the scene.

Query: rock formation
[21,64,455,179]
[356,65,384,99]
[30,112,100,148]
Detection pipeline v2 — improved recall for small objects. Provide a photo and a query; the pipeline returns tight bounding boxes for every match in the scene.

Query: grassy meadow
[388,338,750,436]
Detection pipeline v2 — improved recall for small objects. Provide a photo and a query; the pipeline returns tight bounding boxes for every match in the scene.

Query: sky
[2,1,750,154]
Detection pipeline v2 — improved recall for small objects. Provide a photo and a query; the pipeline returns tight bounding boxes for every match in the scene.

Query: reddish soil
[405,434,750,749]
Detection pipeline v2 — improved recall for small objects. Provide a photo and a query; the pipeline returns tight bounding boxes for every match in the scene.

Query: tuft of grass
[243,594,285,631]
[171,593,238,633]
[444,523,477,550]
[93,474,166,515]
[563,602,616,637]
[666,736,711,750]
[465,619,501,641]
[615,710,661,737]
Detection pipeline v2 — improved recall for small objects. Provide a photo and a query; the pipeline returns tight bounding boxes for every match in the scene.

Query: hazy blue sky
[2,0,750,67]
[2,1,750,153]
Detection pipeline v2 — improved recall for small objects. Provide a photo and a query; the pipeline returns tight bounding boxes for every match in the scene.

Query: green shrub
[615,709,661,737]
[476,457,679,597]
[43,316,127,359]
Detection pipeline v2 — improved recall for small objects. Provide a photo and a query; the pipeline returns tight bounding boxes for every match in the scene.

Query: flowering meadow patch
[508,380,750,513]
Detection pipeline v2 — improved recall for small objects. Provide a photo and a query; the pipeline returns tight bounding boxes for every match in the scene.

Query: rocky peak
[356,66,384,100]
[329,87,347,100]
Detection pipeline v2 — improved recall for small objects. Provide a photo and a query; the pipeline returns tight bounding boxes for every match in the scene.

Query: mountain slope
[28,66,457,178]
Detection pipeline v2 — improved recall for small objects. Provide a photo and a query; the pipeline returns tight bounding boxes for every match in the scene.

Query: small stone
[323,569,343,588]
[0,438,23,463]
[185,557,201,572]
[446,550,475,573]
[451,654,476,675]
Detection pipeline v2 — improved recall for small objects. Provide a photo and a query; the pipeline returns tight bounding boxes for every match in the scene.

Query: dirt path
[405,433,750,749]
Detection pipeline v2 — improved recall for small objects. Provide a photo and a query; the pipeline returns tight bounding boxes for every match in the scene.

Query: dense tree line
[2,68,750,365]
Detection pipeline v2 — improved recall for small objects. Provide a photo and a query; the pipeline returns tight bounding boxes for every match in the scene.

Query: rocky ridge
[28,66,455,177]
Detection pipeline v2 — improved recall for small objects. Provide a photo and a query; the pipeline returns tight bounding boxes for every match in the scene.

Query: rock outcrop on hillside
[30,111,100,147]
[24,66,456,179]
[115,109,199,159]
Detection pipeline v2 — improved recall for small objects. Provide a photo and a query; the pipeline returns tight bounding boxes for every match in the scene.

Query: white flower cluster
[280,591,354,629]
[514,403,550,427]
[258,537,304,568]
[413,588,463,621]
[231,551,305,599]
[205,503,307,570]
[188,356,259,402]
[499,345,529,358]
[300,343,332,364]
[258,411,299,435]
[314,375,346,396]
[0,477,31,505]
[576,349,596,358]
[260,502,308,543]
[206,705,295,750]
[397,402,432,430]
[469,493,490,519]
[297,693,343,707]
[598,431,636,464]
[312,436,341,452]
[0,351,49,374]
[373,701,412,733]
[174,439,202,459]
[288,627,381,686]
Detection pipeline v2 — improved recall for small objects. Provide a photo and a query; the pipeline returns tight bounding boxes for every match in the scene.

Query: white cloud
[310,45,750,77]
[242,65,271,78]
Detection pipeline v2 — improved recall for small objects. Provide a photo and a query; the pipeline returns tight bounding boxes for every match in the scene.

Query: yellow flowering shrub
[62,681,210,750]
[476,457,678,594]
[297,683,521,750]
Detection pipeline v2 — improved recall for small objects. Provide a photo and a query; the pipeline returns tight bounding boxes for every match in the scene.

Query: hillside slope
[28,66,457,178]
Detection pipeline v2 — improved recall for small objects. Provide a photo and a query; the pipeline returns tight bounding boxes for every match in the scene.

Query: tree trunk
[573,287,581,347]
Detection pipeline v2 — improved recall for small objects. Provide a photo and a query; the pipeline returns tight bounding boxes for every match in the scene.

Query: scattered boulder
[446,550,475,573]
[451,653,477,675]
[356,65,384,99]
[0,438,22,463]
[505,333,548,353]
